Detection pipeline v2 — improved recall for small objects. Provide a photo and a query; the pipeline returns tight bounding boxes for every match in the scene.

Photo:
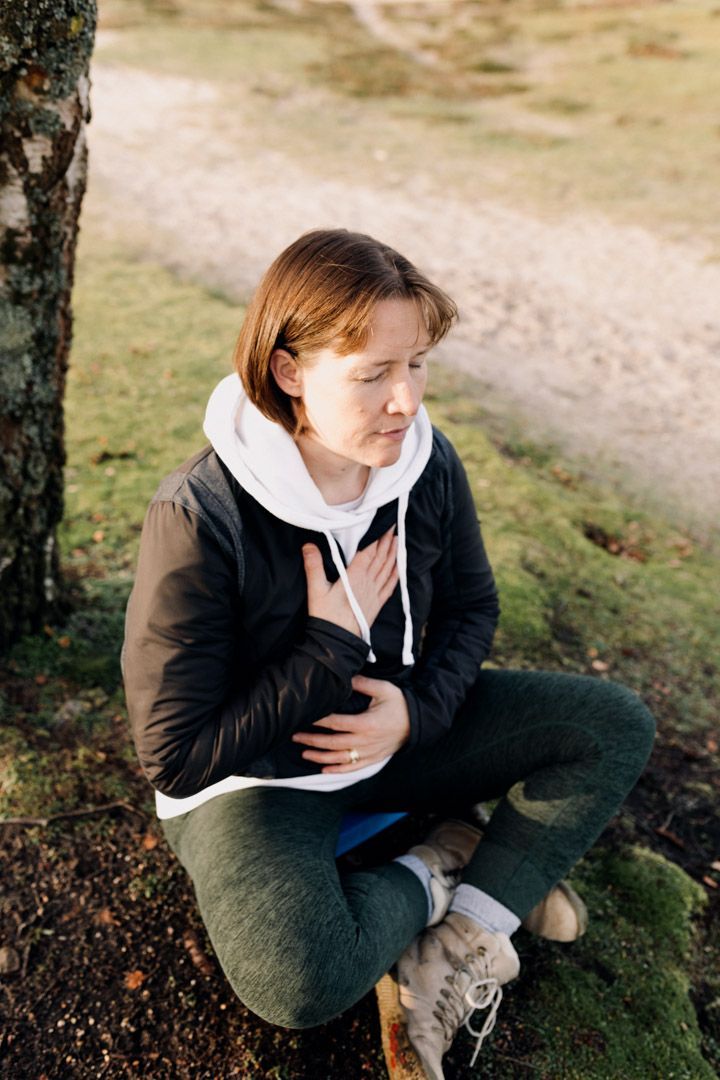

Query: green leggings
[162,669,655,1028]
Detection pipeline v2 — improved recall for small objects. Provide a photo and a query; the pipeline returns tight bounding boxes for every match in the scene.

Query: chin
[370,446,404,468]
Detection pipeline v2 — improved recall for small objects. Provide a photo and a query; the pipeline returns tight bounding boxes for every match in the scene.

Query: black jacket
[122,426,500,799]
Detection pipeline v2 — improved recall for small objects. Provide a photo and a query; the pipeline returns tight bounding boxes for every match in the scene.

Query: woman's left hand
[291,674,411,773]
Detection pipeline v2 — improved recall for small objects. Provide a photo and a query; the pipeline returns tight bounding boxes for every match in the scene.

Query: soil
[1,705,718,1079]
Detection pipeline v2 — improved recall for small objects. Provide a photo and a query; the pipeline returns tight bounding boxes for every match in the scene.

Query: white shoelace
[464,978,504,1067]
[432,964,504,1067]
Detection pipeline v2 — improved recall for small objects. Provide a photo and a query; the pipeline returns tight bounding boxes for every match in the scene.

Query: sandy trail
[84,62,720,541]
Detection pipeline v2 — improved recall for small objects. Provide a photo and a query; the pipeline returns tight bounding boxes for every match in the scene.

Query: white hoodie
[154,373,433,819]
[204,373,434,665]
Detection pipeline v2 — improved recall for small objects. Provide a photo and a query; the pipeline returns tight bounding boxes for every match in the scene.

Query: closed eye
[357,362,425,384]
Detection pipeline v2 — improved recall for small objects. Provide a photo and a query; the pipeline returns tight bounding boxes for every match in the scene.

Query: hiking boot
[397,912,520,1079]
[521,880,588,942]
[404,820,483,926]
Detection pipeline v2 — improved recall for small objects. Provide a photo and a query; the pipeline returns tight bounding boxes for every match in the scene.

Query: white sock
[449,883,521,937]
[394,854,434,923]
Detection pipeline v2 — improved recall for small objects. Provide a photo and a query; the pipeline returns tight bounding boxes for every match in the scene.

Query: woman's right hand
[302,527,399,638]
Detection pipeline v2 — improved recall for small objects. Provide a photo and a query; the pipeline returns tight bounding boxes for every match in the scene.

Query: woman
[122,229,655,1079]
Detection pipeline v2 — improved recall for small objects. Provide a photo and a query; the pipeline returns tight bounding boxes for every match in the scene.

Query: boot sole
[375,968,429,1080]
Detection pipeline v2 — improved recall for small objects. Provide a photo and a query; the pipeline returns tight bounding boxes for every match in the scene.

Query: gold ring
[348,748,360,765]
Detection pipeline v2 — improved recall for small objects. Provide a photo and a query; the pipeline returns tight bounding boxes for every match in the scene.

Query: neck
[295,434,370,505]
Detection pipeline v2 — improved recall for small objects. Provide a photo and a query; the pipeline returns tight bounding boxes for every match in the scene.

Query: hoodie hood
[203,373,433,664]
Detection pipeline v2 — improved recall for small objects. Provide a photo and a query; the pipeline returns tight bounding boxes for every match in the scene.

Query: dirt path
[84,60,720,541]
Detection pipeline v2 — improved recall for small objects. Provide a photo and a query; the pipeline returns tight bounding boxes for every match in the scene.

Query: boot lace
[431,958,504,1068]
[465,978,503,1067]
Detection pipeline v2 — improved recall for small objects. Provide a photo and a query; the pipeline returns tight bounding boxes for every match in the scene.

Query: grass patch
[424,368,720,737]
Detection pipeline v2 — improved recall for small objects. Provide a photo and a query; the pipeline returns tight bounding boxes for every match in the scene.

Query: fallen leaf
[35,674,48,685]
[57,636,71,649]
[124,969,146,990]
[702,876,719,890]
[95,907,117,927]
[591,659,610,672]
[92,530,105,543]
[142,833,159,851]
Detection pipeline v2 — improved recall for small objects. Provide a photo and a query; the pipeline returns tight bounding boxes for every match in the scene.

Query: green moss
[524,847,711,1079]
[448,845,711,1078]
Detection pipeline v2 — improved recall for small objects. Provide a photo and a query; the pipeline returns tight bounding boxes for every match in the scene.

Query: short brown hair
[234,229,457,435]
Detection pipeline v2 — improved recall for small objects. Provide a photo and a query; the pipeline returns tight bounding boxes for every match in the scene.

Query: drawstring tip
[367,647,377,664]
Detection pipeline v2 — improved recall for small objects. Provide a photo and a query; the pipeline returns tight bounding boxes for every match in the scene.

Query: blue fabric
[336,811,407,856]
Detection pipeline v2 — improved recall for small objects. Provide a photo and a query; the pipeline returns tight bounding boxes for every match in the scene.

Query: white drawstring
[324,494,414,668]
[396,492,414,666]
[324,531,377,663]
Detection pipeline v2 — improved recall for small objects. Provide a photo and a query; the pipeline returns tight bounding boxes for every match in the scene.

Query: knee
[243,994,350,1032]
[229,966,358,1031]
[585,677,656,764]
[258,1001,340,1031]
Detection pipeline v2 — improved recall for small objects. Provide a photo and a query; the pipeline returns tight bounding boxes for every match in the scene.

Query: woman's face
[273,297,432,471]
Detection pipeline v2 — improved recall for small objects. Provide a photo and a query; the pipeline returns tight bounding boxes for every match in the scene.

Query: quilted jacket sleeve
[123,499,369,799]
[401,435,500,750]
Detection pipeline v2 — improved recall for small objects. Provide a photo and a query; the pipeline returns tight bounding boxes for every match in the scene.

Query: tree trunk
[0,1,96,652]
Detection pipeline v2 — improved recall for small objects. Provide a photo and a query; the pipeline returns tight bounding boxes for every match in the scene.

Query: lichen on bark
[0,1,97,651]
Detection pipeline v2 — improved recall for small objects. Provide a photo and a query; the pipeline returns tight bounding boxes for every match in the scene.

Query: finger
[370,528,396,574]
[302,544,329,602]
[352,527,394,570]
[377,550,399,595]
[292,720,372,746]
[321,755,384,774]
[310,714,369,732]
[351,674,384,694]
[300,748,368,765]
[292,731,356,748]
[375,526,396,560]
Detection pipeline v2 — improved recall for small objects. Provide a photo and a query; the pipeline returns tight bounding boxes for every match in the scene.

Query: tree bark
[0,1,96,652]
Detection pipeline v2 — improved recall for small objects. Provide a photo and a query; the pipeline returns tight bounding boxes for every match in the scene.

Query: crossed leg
[162,669,655,1027]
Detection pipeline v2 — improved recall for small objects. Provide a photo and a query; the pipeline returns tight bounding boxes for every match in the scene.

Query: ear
[270,348,303,398]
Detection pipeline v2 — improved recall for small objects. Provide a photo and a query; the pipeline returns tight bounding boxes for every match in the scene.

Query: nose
[387,376,421,418]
